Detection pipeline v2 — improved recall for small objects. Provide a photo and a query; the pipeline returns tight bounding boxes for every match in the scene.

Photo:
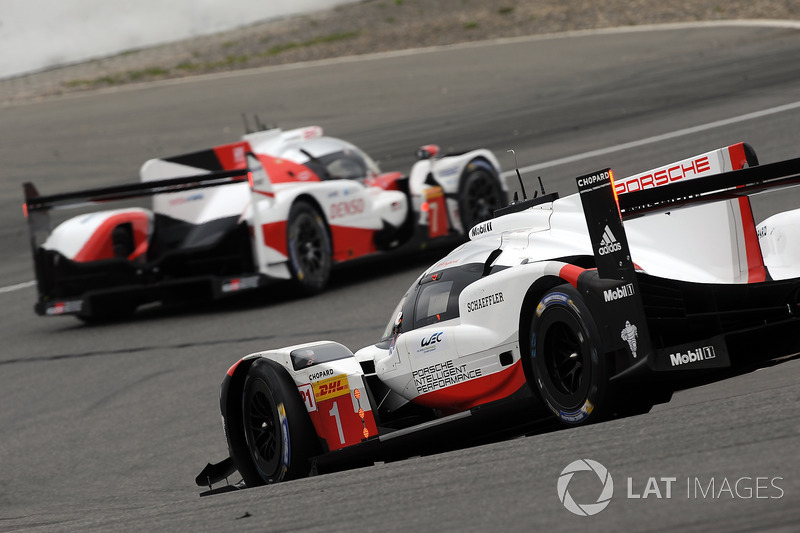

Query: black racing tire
[286,201,332,295]
[239,358,318,486]
[458,161,504,233]
[526,285,612,425]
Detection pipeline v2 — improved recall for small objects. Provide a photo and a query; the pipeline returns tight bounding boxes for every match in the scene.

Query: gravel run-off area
[2,0,799,106]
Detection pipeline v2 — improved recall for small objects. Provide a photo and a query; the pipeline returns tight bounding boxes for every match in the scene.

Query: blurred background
[0,0,355,78]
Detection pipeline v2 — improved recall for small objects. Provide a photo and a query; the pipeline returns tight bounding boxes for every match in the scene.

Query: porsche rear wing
[575,153,800,382]
[617,154,800,217]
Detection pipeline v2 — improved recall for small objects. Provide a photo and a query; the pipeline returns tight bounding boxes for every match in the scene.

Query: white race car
[197,142,800,492]
[23,125,505,320]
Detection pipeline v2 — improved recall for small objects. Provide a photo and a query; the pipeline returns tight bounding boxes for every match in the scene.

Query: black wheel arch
[291,194,332,249]
[462,155,499,178]
[286,196,334,294]
[518,268,675,421]
[518,275,568,383]
[457,157,507,232]
[461,156,503,191]
[518,267,623,382]
[220,357,258,483]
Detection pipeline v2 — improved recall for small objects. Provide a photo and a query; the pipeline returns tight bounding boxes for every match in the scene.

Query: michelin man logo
[557,459,614,516]
[620,320,639,359]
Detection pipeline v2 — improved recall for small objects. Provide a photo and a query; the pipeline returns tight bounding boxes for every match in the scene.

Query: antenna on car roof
[538,176,546,196]
[506,150,528,201]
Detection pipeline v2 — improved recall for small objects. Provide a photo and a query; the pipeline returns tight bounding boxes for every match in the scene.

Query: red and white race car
[23,125,506,320]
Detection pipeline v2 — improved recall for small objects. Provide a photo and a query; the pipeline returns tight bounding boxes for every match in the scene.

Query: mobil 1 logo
[604,283,634,303]
[669,346,715,367]
[655,340,730,371]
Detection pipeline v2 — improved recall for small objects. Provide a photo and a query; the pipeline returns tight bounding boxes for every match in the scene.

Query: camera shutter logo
[557,459,614,516]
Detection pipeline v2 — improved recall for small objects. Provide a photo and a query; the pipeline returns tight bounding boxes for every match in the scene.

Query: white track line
[0,280,36,294]
[501,100,800,179]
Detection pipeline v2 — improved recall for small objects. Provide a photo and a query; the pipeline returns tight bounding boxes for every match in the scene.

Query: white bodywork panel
[42,208,153,260]
[757,210,800,280]
[242,342,371,412]
[140,156,252,225]
[470,145,770,284]
[367,260,567,406]
[242,341,377,448]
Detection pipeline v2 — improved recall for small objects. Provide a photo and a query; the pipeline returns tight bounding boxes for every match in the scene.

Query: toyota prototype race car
[22,124,506,321]
[196,142,800,494]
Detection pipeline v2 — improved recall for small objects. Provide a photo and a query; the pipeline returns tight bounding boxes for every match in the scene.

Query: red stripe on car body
[727,144,767,283]
[413,360,526,413]
[559,264,585,288]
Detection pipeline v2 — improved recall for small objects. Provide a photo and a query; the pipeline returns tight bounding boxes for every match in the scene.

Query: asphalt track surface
[2,23,800,532]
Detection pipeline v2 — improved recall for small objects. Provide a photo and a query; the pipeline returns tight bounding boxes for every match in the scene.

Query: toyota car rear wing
[23,165,254,317]
[23,168,249,243]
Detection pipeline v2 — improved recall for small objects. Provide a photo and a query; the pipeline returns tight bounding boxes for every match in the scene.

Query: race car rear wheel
[458,162,504,233]
[239,358,318,486]
[527,285,611,425]
[286,201,332,295]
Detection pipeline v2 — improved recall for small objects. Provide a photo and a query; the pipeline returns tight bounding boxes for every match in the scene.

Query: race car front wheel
[527,285,611,425]
[239,358,319,486]
[287,201,332,295]
[458,162,504,233]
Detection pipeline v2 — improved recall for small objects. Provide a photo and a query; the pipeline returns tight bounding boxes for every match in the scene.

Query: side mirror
[415,144,440,160]
[392,311,403,335]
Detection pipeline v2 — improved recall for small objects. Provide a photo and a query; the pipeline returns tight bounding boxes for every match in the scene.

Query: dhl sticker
[313,374,350,401]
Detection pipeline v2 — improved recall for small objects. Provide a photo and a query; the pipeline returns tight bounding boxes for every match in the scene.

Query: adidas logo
[598,225,622,256]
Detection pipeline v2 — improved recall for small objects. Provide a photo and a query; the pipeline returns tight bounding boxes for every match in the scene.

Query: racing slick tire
[458,161,504,233]
[526,285,612,425]
[237,358,319,486]
[286,201,332,295]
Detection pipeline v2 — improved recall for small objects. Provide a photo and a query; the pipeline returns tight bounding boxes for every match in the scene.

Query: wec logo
[421,332,444,348]
[557,459,614,516]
